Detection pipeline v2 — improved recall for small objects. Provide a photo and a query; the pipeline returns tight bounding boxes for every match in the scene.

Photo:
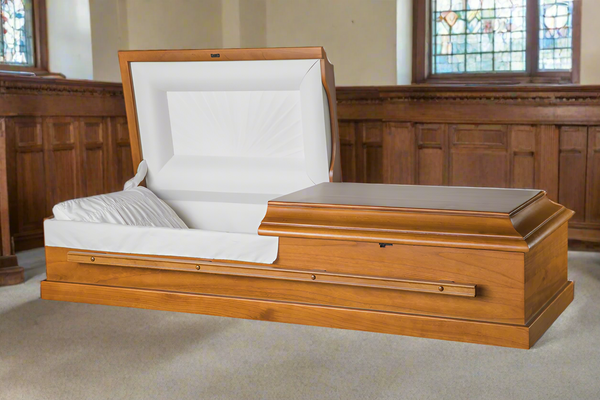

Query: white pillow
[52,161,188,229]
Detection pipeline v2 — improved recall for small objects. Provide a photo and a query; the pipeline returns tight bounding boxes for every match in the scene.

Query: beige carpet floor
[1,248,599,400]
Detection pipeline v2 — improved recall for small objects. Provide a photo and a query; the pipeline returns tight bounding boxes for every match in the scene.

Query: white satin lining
[130,59,332,235]
[44,219,279,264]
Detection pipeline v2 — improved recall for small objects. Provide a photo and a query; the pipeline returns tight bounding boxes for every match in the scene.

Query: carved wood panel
[510,126,536,189]
[10,118,46,238]
[338,121,384,184]
[109,117,133,192]
[338,121,356,183]
[80,118,108,197]
[416,124,447,186]
[3,116,133,251]
[558,126,588,223]
[0,119,11,256]
[536,125,559,202]
[586,127,600,224]
[359,122,383,184]
[383,122,414,184]
[338,121,573,215]
[44,117,80,210]
[449,125,510,188]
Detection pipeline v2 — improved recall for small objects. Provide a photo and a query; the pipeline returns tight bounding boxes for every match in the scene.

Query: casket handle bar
[67,251,477,298]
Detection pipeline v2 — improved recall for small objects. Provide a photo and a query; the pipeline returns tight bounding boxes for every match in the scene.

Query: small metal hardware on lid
[196,265,201,270]
[90,257,95,262]
[438,286,444,292]
[311,275,316,280]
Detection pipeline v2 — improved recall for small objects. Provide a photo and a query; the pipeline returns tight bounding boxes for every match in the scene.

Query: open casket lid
[118,47,341,233]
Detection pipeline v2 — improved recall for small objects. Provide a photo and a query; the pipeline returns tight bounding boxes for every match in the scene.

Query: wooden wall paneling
[382,122,415,184]
[358,121,384,183]
[43,117,81,212]
[537,125,560,201]
[0,119,11,256]
[558,126,588,222]
[338,121,357,183]
[7,118,46,250]
[337,86,600,126]
[3,118,17,252]
[79,118,108,197]
[448,124,510,188]
[353,122,366,183]
[109,117,133,191]
[415,124,448,186]
[586,127,600,224]
[510,125,537,189]
[0,117,23,284]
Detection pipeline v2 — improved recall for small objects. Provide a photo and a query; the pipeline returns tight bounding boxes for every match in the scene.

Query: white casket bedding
[52,187,189,229]
[44,219,278,264]
[52,160,187,229]
[45,160,280,263]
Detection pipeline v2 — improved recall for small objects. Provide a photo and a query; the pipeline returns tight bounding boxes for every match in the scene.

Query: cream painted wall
[222,0,267,48]
[396,0,412,84]
[46,0,94,79]
[89,0,128,82]
[88,0,397,85]
[83,0,598,85]
[125,0,222,50]
[580,0,600,84]
[240,0,267,48]
[266,0,397,86]
[222,0,241,47]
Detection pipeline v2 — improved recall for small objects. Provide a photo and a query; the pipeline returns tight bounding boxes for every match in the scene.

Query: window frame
[412,0,582,84]
[0,0,48,75]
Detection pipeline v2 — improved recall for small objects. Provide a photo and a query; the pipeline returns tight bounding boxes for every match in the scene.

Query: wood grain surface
[46,242,524,325]
[40,279,574,349]
[0,119,24,285]
[273,182,541,213]
[67,251,476,297]
[43,203,573,345]
[261,184,572,253]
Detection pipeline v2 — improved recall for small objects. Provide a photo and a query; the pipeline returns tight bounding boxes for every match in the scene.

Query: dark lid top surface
[272,183,542,214]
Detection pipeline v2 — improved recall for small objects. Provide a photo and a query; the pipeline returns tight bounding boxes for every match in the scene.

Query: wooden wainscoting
[336,85,600,243]
[0,76,129,252]
[2,81,600,252]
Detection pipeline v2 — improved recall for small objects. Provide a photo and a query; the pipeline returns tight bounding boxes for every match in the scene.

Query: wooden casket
[41,48,573,349]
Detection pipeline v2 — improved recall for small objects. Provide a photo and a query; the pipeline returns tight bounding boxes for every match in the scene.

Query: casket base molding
[41,279,573,350]
[0,255,24,286]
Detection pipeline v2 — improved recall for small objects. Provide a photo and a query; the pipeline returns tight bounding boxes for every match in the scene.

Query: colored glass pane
[432,0,527,74]
[0,0,34,65]
[539,0,573,70]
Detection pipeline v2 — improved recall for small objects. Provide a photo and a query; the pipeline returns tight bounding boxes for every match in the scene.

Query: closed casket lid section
[124,49,333,234]
[260,183,574,252]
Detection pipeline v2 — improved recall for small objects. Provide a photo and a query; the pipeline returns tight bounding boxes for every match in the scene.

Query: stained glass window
[432,0,527,74]
[539,0,573,70]
[0,0,34,65]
